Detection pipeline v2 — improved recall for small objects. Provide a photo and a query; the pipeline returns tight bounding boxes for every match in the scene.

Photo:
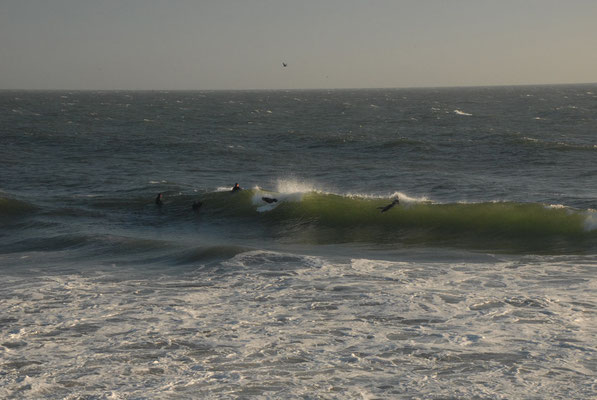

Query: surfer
[192,201,202,211]
[232,183,242,192]
[262,197,278,204]
[378,198,399,213]
[155,193,163,206]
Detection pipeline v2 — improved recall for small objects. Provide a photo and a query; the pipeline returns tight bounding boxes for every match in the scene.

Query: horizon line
[1,81,596,92]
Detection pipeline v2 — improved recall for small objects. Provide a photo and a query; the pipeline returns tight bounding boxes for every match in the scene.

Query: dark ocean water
[1,86,596,398]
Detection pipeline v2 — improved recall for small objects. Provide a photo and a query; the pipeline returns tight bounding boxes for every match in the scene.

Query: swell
[188,190,596,252]
[0,230,253,270]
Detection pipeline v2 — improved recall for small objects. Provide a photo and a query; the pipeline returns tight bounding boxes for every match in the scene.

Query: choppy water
[1,85,596,398]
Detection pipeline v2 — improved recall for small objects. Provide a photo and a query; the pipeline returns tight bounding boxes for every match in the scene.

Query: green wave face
[203,190,596,253]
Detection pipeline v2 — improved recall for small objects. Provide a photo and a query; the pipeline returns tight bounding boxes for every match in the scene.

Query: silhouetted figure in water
[378,198,399,213]
[155,193,164,206]
[262,197,278,204]
[232,183,242,192]
[192,201,203,211]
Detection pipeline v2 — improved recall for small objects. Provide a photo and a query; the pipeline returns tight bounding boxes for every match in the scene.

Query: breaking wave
[183,188,596,252]
[3,187,595,256]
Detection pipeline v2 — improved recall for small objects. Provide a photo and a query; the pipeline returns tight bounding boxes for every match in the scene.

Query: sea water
[1,86,596,398]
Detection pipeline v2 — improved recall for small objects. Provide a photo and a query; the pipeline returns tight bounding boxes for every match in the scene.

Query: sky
[1,0,596,90]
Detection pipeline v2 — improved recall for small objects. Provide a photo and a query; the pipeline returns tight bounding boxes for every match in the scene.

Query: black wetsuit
[378,199,399,213]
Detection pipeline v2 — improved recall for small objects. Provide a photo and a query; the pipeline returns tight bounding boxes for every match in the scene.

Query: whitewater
[1,86,596,398]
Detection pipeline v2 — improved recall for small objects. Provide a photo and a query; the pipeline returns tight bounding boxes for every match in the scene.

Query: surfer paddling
[378,198,399,213]
[155,193,164,206]
[231,183,242,192]
[262,197,278,204]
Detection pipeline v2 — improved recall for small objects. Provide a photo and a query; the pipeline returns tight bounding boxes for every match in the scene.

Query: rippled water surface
[1,86,596,398]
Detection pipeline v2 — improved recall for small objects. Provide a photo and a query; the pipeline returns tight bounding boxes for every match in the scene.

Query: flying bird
[282,62,288,67]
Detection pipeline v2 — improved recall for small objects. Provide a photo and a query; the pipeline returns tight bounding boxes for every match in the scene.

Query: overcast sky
[1,0,596,90]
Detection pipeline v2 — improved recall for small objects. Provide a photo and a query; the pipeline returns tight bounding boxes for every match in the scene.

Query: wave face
[214,189,595,250]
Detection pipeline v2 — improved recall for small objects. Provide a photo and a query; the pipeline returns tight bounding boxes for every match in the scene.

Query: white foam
[274,178,320,194]
[389,191,430,204]
[454,109,473,116]
[1,252,595,399]
[341,190,430,204]
[546,203,568,209]
[521,136,539,143]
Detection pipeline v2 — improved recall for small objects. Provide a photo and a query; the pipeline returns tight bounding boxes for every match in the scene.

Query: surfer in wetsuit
[232,183,242,192]
[262,197,278,204]
[192,201,202,211]
[378,198,399,213]
[155,193,164,206]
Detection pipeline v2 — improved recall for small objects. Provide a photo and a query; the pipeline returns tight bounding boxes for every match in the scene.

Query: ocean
[1,85,596,399]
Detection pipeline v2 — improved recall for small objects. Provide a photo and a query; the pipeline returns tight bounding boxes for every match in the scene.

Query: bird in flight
[282,62,288,67]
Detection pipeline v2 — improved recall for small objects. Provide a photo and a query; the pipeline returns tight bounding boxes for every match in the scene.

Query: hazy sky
[1,0,596,90]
